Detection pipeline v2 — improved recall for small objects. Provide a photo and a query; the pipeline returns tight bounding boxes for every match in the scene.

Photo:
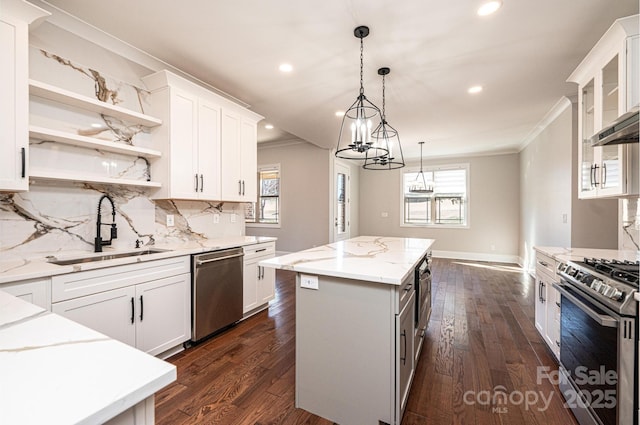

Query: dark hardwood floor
[155,258,578,425]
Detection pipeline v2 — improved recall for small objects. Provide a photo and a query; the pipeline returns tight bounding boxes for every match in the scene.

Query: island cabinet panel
[295,272,415,425]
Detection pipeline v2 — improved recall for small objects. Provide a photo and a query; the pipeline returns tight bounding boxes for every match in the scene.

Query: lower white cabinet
[0,277,50,310]
[243,242,276,315]
[534,252,560,359]
[397,292,415,418]
[52,256,191,357]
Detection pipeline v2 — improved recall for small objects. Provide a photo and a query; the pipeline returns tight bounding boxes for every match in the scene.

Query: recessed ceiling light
[279,63,293,73]
[335,111,345,117]
[265,124,274,130]
[477,1,502,16]
[468,85,483,94]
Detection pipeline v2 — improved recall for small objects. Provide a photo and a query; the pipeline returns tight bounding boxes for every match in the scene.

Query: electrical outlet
[230,213,237,223]
[213,214,220,224]
[562,213,568,224]
[381,212,389,218]
[490,244,496,251]
[300,274,319,290]
[166,214,175,227]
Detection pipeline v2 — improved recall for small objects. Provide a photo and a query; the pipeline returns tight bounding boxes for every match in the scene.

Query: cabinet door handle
[139,295,144,321]
[593,164,599,186]
[401,330,407,365]
[601,163,606,187]
[589,164,594,188]
[195,174,199,192]
[404,283,413,292]
[238,180,242,195]
[200,174,204,192]
[242,180,245,196]
[130,297,135,324]
[556,340,560,347]
[541,281,545,303]
[20,147,26,178]
[556,301,561,308]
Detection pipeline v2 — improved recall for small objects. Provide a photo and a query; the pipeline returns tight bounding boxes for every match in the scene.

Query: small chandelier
[409,141,433,193]
[335,26,388,161]
[363,67,405,170]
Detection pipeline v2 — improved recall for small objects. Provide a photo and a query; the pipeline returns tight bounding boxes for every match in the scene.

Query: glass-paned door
[580,79,596,196]
[333,162,350,241]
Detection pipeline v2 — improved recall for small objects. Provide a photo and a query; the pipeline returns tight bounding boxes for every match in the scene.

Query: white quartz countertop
[0,290,176,424]
[0,236,276,284]
[260,236,435,285]
[534,246,639,263]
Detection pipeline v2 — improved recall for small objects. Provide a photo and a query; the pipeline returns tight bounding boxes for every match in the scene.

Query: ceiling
[40,0,638,160]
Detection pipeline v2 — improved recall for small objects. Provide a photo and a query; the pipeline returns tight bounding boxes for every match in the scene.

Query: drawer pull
[255,248,267,253]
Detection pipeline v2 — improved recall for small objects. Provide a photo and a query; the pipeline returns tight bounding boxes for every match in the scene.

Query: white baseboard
[432,250,520,265]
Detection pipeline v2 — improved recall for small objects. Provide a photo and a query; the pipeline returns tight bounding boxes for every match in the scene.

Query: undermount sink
[47,248,171,266]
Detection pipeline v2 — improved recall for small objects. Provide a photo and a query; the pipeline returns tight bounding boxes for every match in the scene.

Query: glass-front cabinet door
[579,79,597,197]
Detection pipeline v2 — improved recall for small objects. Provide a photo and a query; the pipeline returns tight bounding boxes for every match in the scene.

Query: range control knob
[602,285,615,297]
[591,279,603,291]
[610,288,625,301]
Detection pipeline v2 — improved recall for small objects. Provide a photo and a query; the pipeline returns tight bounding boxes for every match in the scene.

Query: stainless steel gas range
[555,258,639,425]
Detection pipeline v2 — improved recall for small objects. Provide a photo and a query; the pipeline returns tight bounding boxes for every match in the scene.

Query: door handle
[195,174,199,192]
[238,180,242,195]
[20,147,26,178]
[130,297,135,324]
[601,163,606,187]
[593,164,599,186]
[242,180,245,196]
[139,295,144,321]
[200,174,204,192]
[401,330,407,365]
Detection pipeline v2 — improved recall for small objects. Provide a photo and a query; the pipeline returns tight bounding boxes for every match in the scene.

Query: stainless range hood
[591,107,639,146]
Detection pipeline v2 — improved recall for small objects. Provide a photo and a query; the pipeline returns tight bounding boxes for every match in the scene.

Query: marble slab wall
[0,48,245,260]
[620,198,640,251]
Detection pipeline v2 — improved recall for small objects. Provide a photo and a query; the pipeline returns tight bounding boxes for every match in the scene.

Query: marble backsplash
[621,197,640,251]
[0,183,246,261]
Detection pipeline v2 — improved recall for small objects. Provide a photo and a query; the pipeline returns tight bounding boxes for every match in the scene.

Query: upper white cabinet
[0,0,49,191]
[221,110,258,202]
[568,15,639,199]
[143,70,262,202]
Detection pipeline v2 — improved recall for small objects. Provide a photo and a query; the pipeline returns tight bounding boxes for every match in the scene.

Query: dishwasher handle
[196,252,244,266]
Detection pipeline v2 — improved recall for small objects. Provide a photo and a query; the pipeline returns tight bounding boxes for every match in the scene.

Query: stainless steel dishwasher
[191,247,243,342]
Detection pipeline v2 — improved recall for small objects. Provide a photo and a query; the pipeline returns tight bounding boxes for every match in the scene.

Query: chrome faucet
[95,194,117,252]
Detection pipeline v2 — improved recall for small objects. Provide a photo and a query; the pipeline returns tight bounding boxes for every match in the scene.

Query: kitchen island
[260,236,434,425]
[0,290,175,425]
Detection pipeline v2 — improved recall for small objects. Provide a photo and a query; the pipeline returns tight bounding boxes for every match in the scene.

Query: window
[245,165,280,225]
[402,164,468,227]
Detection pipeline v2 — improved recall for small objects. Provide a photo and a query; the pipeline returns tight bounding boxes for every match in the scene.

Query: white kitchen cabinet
[243,241,276,315]
[0,277,50,310]
[0,1,48,191]
[221,110,258,202]
[534,252,560,360]
[51,255,191,357]
[569,15,639,199]
[141,77,221,200]
[142,70,261,202]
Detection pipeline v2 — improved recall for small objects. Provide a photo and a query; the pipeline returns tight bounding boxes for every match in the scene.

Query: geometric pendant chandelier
[335,26,388,161]
[363,67,405,170]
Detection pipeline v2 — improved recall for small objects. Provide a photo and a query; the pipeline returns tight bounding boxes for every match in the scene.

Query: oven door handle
[552,283,618,328]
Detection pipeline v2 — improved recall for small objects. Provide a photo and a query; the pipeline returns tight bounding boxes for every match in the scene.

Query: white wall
[519,98,618,271]
[247,140,331,253]
[358,153,520,262]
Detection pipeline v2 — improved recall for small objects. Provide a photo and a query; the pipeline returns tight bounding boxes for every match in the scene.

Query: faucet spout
[95,194,117,252]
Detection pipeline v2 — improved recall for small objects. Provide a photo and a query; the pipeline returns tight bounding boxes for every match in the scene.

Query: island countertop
[0,290,176,424]
[259,236,435,285]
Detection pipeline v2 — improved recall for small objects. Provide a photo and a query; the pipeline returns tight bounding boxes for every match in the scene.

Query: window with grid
[245,165,280,225]
[402,165,468,226]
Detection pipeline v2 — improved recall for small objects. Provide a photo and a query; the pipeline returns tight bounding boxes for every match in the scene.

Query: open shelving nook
[28,79,164,189]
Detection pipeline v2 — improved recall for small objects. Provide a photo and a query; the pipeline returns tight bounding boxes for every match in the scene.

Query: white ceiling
[41,0,639,160]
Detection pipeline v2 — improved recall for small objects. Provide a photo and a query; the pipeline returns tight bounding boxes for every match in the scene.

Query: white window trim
[399,162,470,229]
[246,163,281,229]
